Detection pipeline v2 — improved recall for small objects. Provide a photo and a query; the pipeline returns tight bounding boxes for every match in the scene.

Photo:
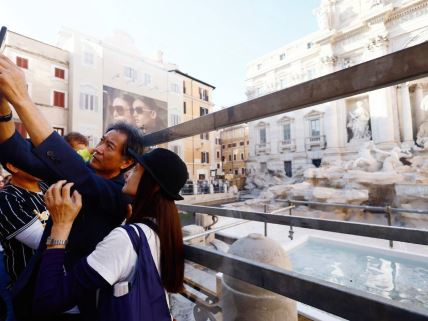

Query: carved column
[399,83,414,145]
[366,34,396,147]
[414,84,425,129]
[321,54,341,152]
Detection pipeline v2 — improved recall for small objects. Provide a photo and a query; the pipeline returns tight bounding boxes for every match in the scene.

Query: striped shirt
[0,182,49,283]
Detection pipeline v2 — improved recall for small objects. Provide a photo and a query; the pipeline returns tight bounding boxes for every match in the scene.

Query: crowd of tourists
[0,53,188,320]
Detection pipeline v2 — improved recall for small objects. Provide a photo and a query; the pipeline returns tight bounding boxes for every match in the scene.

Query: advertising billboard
[103,86,167,134]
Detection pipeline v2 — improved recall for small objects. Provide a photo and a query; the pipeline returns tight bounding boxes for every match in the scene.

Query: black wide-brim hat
[127,148,189,200]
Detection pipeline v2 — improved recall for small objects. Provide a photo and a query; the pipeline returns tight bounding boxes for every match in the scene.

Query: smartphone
[0,26,7,52]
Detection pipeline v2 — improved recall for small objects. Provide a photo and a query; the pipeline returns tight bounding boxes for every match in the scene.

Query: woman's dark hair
[127,170,184,293]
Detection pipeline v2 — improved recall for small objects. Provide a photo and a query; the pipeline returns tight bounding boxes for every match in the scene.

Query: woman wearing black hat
[32,148,189,321]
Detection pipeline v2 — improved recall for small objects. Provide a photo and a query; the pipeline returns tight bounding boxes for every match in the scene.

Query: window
[53,91,65,108]
[232,143,237,147]
[201,152,209,163]
[240,141,244,146]
[202,89,209,102]
[172,145,181,156]
[16,57,28,69]
[200,107,208,116]
[170,114,181,126]
[124,67,138,82]
[279,53,286,60]
[259,127,266,144]
[310,119,320,137]
[257,63,262,70]
[217,151,220,158]
[241,153,244,160]
[83,51,94,65]
[54,68,65,79]
[143,73,151,86]
[183,81,187,94]
[307,42,314,49]
[228,155,232,161]
[284,161,292,177]
[283,123,291,140]
[200,132,209,140]
[247,141,249,145]
[233,154,236,161]
[234,169,239,175]
[53,127,64,136]
[170,83,179,93]
[199,174,206,180]
[183,102,187,114]
[222,145,225,149]
[79,86,98,112]
[312,159,322,168]
[217,164,220,169]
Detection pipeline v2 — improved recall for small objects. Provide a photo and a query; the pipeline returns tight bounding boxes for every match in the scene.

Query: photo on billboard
[103,86,167,134]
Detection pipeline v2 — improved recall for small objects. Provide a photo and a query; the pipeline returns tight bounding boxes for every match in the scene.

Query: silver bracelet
[46,236,68,246]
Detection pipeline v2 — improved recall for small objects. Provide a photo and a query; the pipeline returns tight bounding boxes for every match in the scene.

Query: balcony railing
[141,41,428,320]
[305,135,326,150]
[278,138,296,152]
[255,142,271,155]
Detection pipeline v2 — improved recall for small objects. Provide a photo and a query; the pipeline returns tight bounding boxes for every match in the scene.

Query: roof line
[169,69,216,89]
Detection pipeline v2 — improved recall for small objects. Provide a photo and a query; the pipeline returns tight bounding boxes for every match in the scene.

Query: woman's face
[122,163,144,196]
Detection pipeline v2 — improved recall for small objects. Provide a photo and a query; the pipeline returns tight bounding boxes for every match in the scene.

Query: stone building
[3,31,69,137]
[220,125,250,187]
[245,0,428,176]
[170,70,216,183]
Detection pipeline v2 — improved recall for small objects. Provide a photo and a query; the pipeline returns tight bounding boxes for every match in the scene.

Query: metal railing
[147,42,428,320]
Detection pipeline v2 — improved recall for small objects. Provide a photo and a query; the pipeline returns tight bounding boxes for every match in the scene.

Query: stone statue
[349,141,390,172]
[315,0,332,31]
[416,120,428,149]
[382,147,411,172]
[347,101,371,142]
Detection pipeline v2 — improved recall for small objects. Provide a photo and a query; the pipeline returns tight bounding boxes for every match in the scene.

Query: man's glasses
[110,105,127,116]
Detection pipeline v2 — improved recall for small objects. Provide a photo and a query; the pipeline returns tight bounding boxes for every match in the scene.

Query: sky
[1,0,320,108]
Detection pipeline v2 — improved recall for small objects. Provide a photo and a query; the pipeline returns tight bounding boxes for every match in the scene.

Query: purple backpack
[97,223,171,321]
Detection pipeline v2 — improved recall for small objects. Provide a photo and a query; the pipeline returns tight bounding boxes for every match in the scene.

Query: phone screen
[0,26,7,53]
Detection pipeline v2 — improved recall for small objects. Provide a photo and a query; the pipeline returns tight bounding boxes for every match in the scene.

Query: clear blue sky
[2,0,320,108]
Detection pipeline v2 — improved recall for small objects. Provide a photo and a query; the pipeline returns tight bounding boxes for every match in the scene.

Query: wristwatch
[0,112,12,122]
[46,236,68,246]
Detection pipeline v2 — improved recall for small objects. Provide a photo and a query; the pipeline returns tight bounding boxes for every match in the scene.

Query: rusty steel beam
[143,41,428,146]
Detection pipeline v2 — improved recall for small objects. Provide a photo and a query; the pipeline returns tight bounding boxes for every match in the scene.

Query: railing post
[288,200,294,240]
[385,205,393,248]
[264,204,268,237]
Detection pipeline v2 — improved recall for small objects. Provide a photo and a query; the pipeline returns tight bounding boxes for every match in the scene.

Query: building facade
[171,70,216,183]
[4,31,69,137]
[245,0,428,175]
[220,125,249,176]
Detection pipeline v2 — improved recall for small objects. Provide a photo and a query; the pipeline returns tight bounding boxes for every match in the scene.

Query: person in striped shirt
[0,161,48,284]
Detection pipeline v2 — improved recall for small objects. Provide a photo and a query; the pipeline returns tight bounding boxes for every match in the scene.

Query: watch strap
[46,236,68,246]
[0,112,12,122]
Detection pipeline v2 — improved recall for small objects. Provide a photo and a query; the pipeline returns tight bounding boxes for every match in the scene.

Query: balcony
[278,139,296,152]
[255,142,271,155]
[305,135,326,150]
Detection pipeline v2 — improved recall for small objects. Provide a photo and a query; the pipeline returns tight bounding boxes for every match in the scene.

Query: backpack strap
[120,224,140,253]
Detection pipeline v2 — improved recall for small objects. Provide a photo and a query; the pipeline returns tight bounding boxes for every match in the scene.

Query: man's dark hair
[64,132,89,147]
[106,121,146,166]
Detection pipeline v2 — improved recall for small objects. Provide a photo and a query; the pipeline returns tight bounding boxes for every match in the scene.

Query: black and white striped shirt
[0,182,48,283]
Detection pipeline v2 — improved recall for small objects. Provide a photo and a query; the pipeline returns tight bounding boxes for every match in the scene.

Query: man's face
[111,97,134,124]
[132,99,156,129]
[90,130,131,178]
